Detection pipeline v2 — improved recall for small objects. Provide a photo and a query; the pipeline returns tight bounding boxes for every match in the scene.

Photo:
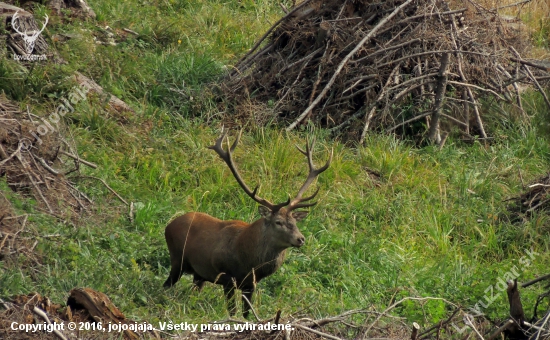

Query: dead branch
[0,141,23,167]
[293,324,344,340]
[487,320,515,340]
[32,306,68,340]
[428,52,450,143]
[522,273,550,288]
[36,156,60,176]
[361,65,401,142]
[75,175,129,206]
[59,150,98,169]
[510,57,550,71]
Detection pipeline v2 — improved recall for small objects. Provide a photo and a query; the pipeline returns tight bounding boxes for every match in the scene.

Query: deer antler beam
[208,128,290,212]
[289,137,333,210]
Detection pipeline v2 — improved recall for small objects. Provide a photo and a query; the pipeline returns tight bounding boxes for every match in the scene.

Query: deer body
[164,130,331,317]
[164,208,304,288]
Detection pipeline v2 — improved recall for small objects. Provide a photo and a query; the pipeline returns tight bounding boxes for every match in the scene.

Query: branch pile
[0,94,95,221]
[508,173,550,220]
[222,0,550,143]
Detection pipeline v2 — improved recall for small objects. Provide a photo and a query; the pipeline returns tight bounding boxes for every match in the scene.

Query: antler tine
[289,138,333,211]
[208,129,289,212]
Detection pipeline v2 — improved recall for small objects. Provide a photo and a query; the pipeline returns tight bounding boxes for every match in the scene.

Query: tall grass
[1,118,549,324]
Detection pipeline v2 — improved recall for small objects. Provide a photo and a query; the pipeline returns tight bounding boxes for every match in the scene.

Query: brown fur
[163,207,306,317]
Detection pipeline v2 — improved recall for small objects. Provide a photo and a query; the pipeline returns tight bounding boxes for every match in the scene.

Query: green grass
[1,121,549,325]
[0,0,549,335]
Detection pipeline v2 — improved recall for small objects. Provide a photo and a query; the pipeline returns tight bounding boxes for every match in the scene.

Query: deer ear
[292,211,309,221]
[258,206,271,218]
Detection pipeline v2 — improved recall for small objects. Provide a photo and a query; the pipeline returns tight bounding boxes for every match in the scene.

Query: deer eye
[275,221,283,226]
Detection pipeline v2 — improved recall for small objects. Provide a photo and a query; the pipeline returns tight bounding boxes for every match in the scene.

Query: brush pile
[223,0,550,143]
[0,93,98,232]
[509,173,550,218]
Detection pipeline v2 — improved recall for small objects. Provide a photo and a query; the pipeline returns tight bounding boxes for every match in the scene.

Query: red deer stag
[164,129,332,317]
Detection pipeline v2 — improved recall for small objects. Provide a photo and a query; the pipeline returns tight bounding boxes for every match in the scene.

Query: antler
[288,137,333,211]
[208,128,290,212]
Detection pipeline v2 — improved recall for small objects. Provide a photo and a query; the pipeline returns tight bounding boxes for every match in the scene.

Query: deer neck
[242,218,287,279]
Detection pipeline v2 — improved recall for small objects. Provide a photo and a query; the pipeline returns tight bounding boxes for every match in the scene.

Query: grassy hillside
[1,0,550,335]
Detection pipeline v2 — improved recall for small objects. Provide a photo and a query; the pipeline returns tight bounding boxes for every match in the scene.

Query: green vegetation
[1,0,549,332]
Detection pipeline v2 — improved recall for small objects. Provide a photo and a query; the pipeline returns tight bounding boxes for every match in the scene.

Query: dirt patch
[222,0,550,143]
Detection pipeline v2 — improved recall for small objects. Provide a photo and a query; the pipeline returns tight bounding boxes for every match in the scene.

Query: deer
[163,129,332,318]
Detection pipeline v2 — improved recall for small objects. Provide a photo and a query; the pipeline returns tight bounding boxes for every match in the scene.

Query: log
[73,72,135,114]
[67,288,139,339]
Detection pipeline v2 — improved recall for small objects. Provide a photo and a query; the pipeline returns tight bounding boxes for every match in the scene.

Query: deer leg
[163,254,188,288]
[163,265,183,287]
[223,285,237,316]
[193,274,206,291]
[242,287,255,319]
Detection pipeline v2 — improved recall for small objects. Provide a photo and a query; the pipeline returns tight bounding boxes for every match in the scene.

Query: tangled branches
[223,0,550,144]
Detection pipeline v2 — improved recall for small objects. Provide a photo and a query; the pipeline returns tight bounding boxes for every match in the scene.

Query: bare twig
[16,155,53,214]
[293,324,344,340]
[0,142,23,167]
[510,57,550,71]
[75,175,129,206]
[522,273,550,288]
[387,111,432,133]
[36,157,60,176]
[33,306,68,340]
[361,64,401,142]
[494,0,533,10]
[241,295,260,322]
[365,297,458,338]
[59,150,98,169]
